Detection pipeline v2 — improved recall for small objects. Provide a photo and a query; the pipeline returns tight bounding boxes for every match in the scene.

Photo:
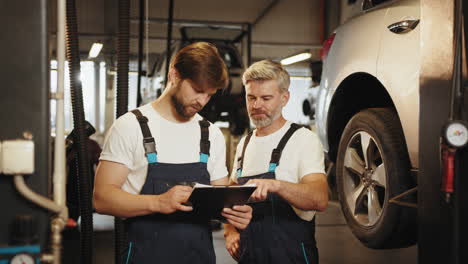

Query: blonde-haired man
[224,60,328,264]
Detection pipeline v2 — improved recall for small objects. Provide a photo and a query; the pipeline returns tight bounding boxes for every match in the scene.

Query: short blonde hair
[242,60,290,93]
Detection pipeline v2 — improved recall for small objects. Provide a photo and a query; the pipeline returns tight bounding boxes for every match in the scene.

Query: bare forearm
[94,186,157,218]
[277,179,328,211]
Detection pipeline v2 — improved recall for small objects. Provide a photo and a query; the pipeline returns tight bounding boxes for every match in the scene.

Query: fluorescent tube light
[88,43,103,58]
[280,52,312,65]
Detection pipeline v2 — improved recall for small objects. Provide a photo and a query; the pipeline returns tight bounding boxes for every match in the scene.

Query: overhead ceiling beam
[129,17,247,29]
[51,33,321,49]
[128,1,280,29]
[252,0,279,27]
[253,41,321,49]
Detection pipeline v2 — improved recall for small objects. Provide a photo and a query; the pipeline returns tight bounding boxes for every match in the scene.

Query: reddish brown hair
[171,42,229,91]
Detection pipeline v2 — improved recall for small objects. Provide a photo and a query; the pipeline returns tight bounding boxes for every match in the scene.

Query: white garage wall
[282,76,312,125]
[50,60,98,133]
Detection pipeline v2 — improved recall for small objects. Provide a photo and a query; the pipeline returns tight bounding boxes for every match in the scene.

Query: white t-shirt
[100,103,228,195]
[230,121,325,221]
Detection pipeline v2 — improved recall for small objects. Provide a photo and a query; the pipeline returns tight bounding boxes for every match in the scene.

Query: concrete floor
[312,201,416,264]
[72,200,417,264]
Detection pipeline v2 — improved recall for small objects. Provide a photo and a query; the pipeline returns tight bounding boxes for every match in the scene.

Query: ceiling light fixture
[280,52,312,65]
[88,42,103,58]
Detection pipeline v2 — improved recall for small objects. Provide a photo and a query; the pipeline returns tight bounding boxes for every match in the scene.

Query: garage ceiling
[49,0,338,71]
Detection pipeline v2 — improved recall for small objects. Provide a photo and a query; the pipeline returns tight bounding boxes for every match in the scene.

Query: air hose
[65,0,94,263]
[115,0,130,263]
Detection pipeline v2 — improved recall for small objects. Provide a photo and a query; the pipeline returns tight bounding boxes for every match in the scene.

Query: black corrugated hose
[115,0,130,263]
[136,0,144,107]
[164,0,174,86]
[65,0,94,263]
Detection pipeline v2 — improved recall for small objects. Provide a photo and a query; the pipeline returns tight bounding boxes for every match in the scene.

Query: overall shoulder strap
[131,109,157,163]
[198,119,211,163]
[238,130,254,171]
[268,123,302,171]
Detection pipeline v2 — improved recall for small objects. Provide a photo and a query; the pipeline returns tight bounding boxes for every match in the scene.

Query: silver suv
[315,0,420,249]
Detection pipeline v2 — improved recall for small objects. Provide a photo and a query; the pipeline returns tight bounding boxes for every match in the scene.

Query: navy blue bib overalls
[123,110,215,264]
[236,123,319,264]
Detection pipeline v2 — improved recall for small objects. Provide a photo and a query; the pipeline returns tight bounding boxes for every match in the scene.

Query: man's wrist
[223,224,239,237]
[147,194,160,213]
[274,179,282,193]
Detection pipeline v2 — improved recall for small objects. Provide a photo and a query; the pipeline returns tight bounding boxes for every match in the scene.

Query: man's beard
[249,107,282,128]
[171,94,202,119]
[171,94,191,118]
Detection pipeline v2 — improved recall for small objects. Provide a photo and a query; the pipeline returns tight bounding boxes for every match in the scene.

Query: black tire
[336,108,417,249]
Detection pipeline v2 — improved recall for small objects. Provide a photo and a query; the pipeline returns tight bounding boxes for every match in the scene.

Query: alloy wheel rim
[342,131,386,226]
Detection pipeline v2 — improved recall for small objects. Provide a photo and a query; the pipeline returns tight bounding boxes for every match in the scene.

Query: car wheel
[336,108,417,249]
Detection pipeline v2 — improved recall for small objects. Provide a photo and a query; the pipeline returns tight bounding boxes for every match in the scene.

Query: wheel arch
[326,72,401,162]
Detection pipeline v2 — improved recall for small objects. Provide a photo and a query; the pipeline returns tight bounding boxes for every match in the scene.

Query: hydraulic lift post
[0,0,50,250]
[419,0,468,263]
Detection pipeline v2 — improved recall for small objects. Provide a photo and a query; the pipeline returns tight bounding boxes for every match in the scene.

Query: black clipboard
[188,183,257,220]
